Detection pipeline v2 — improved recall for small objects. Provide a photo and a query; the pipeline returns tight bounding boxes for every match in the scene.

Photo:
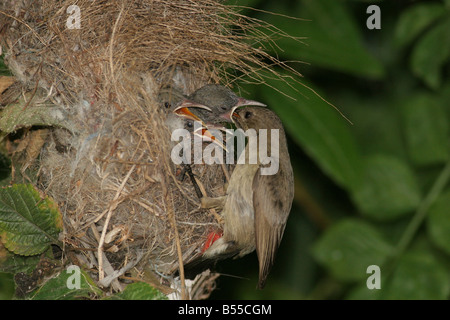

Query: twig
[98,251,143,288]
[98,164,136,281]
[194,177,224,224]
[0,10,47,45]
[395,160,450,256]
[108,4,125,85]
[183,164,203,199]
[221,163,230,183]
[21,62,42,111]
[162,179,188,300]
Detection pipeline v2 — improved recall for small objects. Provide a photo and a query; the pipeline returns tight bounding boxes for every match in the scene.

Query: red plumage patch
[202,231,223,253]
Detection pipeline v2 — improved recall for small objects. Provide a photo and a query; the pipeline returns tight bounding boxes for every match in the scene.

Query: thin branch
[98,163,136,281]
[163,179,188,300]
[395,160,450,256]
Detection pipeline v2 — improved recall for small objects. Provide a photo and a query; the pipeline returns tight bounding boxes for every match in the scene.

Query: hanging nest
[0,0,294,298]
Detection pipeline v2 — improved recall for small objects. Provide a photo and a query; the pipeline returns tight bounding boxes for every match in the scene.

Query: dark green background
[210,0,450,299]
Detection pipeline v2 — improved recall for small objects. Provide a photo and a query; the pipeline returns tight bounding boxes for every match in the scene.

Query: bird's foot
[201,196,225,224]
[201,196,226,209]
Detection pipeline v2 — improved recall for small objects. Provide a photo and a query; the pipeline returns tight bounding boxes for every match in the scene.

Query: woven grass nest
[0,0,294,299]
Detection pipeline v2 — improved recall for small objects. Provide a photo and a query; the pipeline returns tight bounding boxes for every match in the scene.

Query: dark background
[210,0,450,299]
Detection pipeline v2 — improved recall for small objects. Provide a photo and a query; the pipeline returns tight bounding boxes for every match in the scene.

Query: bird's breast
[221,163,259,254]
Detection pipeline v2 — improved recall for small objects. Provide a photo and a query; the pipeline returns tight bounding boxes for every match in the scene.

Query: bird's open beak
[194,127,229,153]
[236,97,266,108]
[173,106,203,122]
[173,99,212,123]
[220,97,266,123]
[174,100,212,112]
[173,101,228,152]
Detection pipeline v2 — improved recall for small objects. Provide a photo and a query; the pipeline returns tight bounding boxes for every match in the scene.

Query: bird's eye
[186,121,193,128]
[244,111,252,119]
[164,102,171,109]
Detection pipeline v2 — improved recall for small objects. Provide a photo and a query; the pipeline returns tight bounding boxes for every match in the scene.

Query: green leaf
[313,219,394,282]
[31,267,101,300]
[427,189,450,255]
[411,18,450,90]
[0,184,62,256]
[0,242,40,274]
[111,282,168,300]
[346,283,381,300]
[352,154,421,221]
[400,93,449,166]
[259,77,362,190]
[257,77,362,191]
[382,251,450,299]
[395,3,446,48]
[0,89,68,133]
[0,272,14,299]
[264,0,384,79]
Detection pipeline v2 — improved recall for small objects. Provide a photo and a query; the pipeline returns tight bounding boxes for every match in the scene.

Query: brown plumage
[201,106,294,289]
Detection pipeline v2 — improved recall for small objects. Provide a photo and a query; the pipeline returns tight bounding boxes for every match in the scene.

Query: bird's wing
[252,167,292,289]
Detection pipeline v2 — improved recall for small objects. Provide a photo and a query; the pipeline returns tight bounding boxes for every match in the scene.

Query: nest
[0,0,292,298]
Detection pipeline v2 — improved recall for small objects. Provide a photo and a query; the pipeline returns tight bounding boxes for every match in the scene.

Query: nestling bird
[166,84,266,152]
[174,84,266,127]
[197,106,294,289]
[161,86,218,149]
[160,85,208,132]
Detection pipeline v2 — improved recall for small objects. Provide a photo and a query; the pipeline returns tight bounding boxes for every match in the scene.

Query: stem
[395,160,450,255]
